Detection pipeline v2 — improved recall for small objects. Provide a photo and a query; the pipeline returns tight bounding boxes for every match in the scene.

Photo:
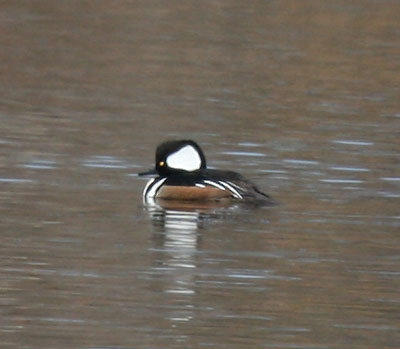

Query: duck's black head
[155,140,207,176]
[139,140,207,177]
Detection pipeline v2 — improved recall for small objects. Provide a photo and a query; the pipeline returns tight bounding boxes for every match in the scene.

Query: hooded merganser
[139,140,271,203]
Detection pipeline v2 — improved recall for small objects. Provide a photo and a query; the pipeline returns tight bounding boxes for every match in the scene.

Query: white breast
[143,177,167,198]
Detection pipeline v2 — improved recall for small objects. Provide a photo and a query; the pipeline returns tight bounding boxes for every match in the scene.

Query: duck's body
[140,140,271,204]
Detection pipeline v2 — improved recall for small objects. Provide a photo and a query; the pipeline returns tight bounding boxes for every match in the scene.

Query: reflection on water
[144,200,280,327]
[146,203,200,322]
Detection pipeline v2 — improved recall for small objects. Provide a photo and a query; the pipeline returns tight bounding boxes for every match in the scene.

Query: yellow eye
[159,161,165,166]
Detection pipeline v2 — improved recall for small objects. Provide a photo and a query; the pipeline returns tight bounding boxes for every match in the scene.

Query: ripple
[217,314,273,321]
[258,169,288,174]
[320,179,364,184]
[332,140,374,146]
[82,155,135,169]
[237,142,263,147]
[39,317,85,324]
[330,166,370,172]
[0,178,33,183]
[283,159,319,166]
[165,289,195,295]
[22,159,57,170]
[380,177,400,182]
[334,323,397,331]
[377,191,400,198]
[221,151,267,157]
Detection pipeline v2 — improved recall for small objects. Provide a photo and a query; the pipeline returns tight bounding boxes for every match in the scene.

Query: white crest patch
[166,145,202,171]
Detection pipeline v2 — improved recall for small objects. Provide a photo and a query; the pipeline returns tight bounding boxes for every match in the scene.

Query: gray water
[1,1,399,348]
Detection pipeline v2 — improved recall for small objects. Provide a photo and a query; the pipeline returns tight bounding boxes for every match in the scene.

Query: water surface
[1,1,399,348]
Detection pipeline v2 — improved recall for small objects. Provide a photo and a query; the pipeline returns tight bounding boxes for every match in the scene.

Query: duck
[139,140,271,204]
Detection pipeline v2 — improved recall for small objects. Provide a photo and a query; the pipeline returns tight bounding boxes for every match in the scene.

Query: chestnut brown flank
[157,185,232,201]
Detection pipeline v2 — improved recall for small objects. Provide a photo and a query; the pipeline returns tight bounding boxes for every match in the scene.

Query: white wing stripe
[226,181,244,190]
[203,180,226,191]
[203,179,243,199]
[218,181,243,199]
